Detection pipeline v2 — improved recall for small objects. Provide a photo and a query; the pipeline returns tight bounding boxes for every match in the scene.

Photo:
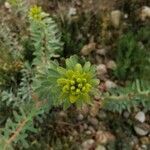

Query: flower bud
[78,83,83,88]
[71,86,75,90]
[77,78,81,83]
[70,80,75,85]
[76,89,80,94]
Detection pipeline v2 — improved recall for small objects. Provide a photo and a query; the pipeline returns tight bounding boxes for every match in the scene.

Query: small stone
[96,130,115,144]
[69,136,73,141]
[130,136,139,146]
[72,130,78,136]
[68,7,77,16]
[88,126,96,134]
[96,48,107,56]
[123,111,130,118]
[77,114,84,121]
[85,130,92,135]
[106,60,117,70]
[140,6,150,21]
[81,42,96,55]
[98,110,107,120]
[82,139,95,150]
[95,55,103,64]
[97,64,107,75]
[140,137,150,145]
[105,80,117,90]
[134,124,149,136]
[124,14,128,19]
[58,111,67,118]
[135,111,146,123]
[110,10,122,28]
[83,123,88,130]
[141,145,147,150]
[96,145,106,150]
[79,125,84,132]
[4,2,11,9]
[88,117,99,126]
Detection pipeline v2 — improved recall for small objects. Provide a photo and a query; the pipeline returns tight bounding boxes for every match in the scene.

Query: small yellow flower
[29,5,42,21]
[57,67,95,104]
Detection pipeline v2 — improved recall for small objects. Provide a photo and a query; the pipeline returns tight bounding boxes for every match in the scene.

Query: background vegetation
[0,0,149,150]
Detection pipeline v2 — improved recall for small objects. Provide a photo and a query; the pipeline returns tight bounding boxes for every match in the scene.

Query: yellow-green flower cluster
[28,5,43,21]
[57,64,96,104]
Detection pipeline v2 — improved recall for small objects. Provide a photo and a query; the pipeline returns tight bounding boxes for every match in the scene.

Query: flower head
[28,5,43,21]
[57,60,99,106]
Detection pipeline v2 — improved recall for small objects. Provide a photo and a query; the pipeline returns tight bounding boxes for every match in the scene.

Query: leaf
[66,55,78,69]
[83,61,91,72]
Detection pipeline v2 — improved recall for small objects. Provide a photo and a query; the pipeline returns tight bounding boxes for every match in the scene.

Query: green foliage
[114,32,147,80]
[28,5,63,67]
[0,22,23,88]
[33,55,99,109]
[0,1,149,150]
[137,26,150,81]
[103,80,150,114]
[7,0,28,15]
[57,7,100,56]
[0,102,47,150]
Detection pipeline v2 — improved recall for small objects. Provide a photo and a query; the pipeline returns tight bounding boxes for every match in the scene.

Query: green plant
[0,4,99,149]
[33,55,99,109]
[114,32,146,80]
[7,0,28,15]
[137,26,150,81]
[28,5,63,68]
[103,80,150,114]
[0,22,23,88]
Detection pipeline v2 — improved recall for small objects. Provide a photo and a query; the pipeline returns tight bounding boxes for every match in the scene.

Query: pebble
[82,139,95,150]
[96,130,115,144]
[110,10,122,28]
[98,110,107,120]
[85,130,92,135]
[105,80,117,90]
[96,48,107,56]
[97,64,107,75]
[95,55,103,64]
[88,117,99,126]
[88,126,96,134]
[96,145,106,150]
[68,7,77,16]
[123,111,130,118]
[106,60,117,70]
[77,114,84,121]
[83,123,88,130]
[4,2,11,9]
[134,124,149,136]
[58,111,67,118]
[135,111,146,123]
[140,137,150,145]
[81,42,96,55]
[141,145,147,150]
[140,6,150,21]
